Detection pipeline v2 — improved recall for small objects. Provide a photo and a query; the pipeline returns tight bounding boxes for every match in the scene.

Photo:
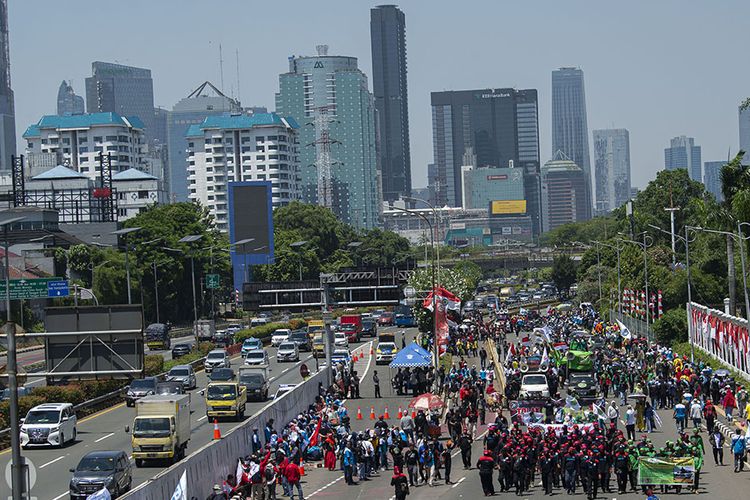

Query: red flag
[308,417,322,447]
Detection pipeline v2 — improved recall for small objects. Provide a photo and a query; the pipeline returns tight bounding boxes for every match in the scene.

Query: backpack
[264,464,275,481]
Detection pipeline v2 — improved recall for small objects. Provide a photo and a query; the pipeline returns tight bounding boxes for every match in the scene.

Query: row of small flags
[622,289,663,320]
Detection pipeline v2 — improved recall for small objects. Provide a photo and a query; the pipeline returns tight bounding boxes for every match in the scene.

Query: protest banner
[637,457,695,485]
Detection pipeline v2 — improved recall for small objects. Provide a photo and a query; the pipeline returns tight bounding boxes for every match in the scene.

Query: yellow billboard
[491,200,526,215]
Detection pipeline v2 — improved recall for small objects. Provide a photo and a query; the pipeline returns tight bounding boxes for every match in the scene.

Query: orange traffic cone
[370,346,374,355]
[353,353,359,362]
[213,418,221,440]
[411,409,416,419]
[370,406,376,420]
[357,407,363,420]
[300,464,306,476]
[397,406,403,419]
[384,406,390,419]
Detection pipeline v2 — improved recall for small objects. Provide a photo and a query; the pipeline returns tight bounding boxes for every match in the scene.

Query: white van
[20,402,77,448]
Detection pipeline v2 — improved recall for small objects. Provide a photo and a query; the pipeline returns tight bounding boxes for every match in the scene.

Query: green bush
[235,322,291,343]
[0,395,47,429]
[31,386,86,406]
[288,318,307,330]
[652,308,688,345]
[144,354,164,376]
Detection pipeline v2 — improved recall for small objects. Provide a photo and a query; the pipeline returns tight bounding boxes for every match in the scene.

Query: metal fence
[609,309,655,342]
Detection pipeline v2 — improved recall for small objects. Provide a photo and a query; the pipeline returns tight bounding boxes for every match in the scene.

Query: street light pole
[686,225,695,362]
[153,261,160,324]
[737,222,750,320]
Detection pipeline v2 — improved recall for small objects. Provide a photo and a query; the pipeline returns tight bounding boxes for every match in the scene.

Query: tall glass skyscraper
[276,47,380,229]
[703,160,724,202]
[664,135,701,181]
[551,67,591,219]
[0,0,15,171]
[56,80,85,115]
[370,4,411,202]
[593,128,631,213]
[739,106,750,163]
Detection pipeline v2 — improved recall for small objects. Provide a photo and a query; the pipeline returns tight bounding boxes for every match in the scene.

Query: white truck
[129,394,190,467]
[238,365,270,401]
[193,319,216,343]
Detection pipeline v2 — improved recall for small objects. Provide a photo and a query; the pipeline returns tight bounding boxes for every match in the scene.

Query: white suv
[271,329,291,347]
[20,403,77,448]
[204,349,230,373]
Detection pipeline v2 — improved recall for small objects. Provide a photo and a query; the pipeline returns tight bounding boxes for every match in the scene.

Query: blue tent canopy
[389,342,433,368]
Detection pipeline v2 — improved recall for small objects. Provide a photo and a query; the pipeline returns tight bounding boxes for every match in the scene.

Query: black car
[124,377,157,407]
[171,343,192,359]
[69,450,132,499]
[568,372,599,400]
[289,330,312,351]
[156,382,185,395]
[209,367,235,382]
[361,320,377,338]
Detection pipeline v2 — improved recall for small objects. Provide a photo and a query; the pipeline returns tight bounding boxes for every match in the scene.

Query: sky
[9,0,750,190]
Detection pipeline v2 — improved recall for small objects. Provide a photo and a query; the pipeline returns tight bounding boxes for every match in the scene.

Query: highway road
[0,327,385,500]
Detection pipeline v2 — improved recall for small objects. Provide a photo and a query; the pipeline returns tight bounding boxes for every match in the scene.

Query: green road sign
[206,274,220,289]
[7,278,58,300]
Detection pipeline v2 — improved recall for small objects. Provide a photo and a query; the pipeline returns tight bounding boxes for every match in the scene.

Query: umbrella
[408,393,445,411]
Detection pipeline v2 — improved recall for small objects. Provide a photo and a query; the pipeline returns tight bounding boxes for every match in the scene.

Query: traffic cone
[370,346,374,355]
[353,353,358,362]
[384,406,390,419]
[213,418,221,440]
[397,406,403,419]
[370,406,376,420]
[300,464,306,476]
[357,407,363,420]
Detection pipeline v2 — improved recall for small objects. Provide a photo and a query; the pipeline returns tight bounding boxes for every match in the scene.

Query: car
[371,309,385,320]
[124,377,157,407]
[361,319,377,337]
[519,373,550,399]
[289,330,312,351]
[212,329,234,347]
[241,338,263,357]
[271,329,291,347]
[209,367,236,382]
[20,402,77,448]
[331,348,351,366]
[250,317,269,327]
[244,350,270,366]
[377,312,395,326]
[334,332,349,348]
[339,324,360,343]
[568,372,599,400]
[239,369,269,401]
[273,384,298,400]
[69,450,132,499]
[225,324,243,336]
[165,365,197,390]
[204,349,230,373]
[156,381,185,395]
[0,386,29,401]
[171,343,192,359]
[276,342,300,362]
[375,342,398,365]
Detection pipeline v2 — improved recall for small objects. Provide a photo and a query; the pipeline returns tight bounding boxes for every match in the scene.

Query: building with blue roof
[23,112,147,181]
[186,112,301,232]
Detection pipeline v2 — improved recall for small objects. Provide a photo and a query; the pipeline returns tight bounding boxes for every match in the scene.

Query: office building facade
[430,88,540,208]
[370,4,411,202]
[276,47,379,229]
[57,80,85,115]
[0,0,15,171]
[167,81,243,202]
[740,106,750,162]
[541,152,588,232]
[593,128,631,213]
[551,67,591,219]
[85,62,158,144]
[664,135,701,181]
[185,113,301,232]
[704,160,724,202]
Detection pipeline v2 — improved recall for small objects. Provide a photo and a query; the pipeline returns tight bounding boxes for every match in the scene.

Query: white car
[271,329,291,347]
[274,384,298,400]
[244,350,270,366]
[276,342,300,362]
[20,403,77,448]
[333,332,349,348]
[204,349,230,373]
[519,373,550,399]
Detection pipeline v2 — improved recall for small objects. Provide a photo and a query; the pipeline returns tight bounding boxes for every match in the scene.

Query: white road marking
[308,474,344,497]
[51,493,68,500]
[94,432,115,443]
[452,476,466,488]
[40,455,66,468]
[197,415,207,421]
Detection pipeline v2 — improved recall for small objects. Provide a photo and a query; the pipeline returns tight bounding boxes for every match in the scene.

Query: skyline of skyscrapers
[541,151,588,232]
[593,128,631,213]
[551,67,592,220]
[370,4,412,202]
[276,46,380,229]
[703,160,724,202]
[0,0,14,172]
[56,80,85,116]
[664,135,702,181]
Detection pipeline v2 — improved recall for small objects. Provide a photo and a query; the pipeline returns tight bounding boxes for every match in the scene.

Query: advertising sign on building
[491,200,527,215]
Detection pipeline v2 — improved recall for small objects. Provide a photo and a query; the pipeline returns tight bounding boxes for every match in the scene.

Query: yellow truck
[307,319,325,339]
[129,394,190,467]
[312,332,325,358]
[203,381,247,421]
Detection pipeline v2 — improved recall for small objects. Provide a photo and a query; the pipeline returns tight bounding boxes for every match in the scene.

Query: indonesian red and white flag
[423,287,461,312]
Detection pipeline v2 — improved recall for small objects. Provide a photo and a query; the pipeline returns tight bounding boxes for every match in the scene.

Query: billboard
[491,199,527,215]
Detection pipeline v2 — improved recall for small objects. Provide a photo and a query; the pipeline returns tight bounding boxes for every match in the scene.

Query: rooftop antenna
[219,44,225,93]
[235,48,241,104]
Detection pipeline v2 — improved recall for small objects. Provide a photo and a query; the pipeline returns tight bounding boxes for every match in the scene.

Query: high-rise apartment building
[704,160,724,202]
[664,135,701,181]
[0,0,15,171]
[276,46,379,229]
[370,4,411,202]
[185,113,300,232]
[56,80,85,115]
[593,128,631,213]
[551,67,591,219]
[430,88,540,207]
[167,81,243,202]
[740,106,750,162]
[85,62,158,144]
[541,151,588,233]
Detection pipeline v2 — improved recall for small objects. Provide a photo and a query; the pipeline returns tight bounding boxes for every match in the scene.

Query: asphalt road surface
[0,329,371,500]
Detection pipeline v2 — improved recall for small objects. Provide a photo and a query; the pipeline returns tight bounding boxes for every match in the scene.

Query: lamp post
[1,216,26,500]
[592,240,622,315]
[111,227,141,304]
[179,235,203,322]
[393,205,439,381]
[404,196,440,284]
[290,240,308,281]
[616,232,654,334]
[230,238,255,289]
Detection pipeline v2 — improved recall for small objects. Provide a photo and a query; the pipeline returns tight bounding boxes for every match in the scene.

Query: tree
[551,255,577,295]
[652,307,688,345]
